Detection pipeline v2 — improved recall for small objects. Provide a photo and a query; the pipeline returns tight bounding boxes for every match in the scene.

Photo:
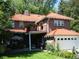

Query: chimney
[24,10,30,16]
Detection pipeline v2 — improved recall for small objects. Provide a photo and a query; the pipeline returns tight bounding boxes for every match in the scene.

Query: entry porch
[26,31,46,51]
[2,31,46,52]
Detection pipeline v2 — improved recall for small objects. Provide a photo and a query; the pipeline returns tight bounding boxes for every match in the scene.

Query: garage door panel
[58,40,77,50]
[76,39,79,49]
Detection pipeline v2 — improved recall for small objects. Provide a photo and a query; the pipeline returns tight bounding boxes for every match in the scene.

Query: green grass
[0,51,65,59]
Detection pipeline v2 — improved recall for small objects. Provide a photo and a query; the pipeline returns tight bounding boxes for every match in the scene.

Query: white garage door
[57,38,79,50]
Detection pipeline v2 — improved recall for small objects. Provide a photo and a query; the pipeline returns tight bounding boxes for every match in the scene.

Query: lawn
[0,51,65,59]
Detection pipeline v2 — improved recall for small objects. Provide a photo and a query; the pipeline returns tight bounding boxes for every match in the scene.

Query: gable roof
[12,14,45,22]
[46,28,79,37]
[47,13,73,20]
[36,12,73,23]
[12,13,73,23]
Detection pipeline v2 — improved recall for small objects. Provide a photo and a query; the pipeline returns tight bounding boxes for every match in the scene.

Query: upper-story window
[19,22,24,28]
[54,20,64,26]
[12,21,15,28]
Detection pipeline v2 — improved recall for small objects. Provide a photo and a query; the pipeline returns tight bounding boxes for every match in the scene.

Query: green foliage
[60,51,75,59]
[45,41,75,59]
[0,52,66,59]
[59,0,79,19]
[59,0,79,32]
[51,51,75,59]
[46,43,55,52]
[0,45,5,53]
[10,0,56,14]
[0,0,13,31]
[0,10,4,19]
[70,20,79,32]
[10,0,26,14]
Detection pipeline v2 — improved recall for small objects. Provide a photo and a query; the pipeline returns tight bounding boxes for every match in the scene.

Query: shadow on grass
[0,51,42,59]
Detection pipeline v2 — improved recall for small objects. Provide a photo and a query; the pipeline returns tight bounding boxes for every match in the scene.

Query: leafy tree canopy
[10,0,57,14]
[59,0,79,32]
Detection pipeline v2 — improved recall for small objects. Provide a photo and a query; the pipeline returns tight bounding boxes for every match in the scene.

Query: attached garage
[55,36,79,50]
[45,28,79,50]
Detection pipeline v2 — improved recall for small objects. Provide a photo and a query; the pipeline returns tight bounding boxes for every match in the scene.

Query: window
[60,21,64,26]
[74,38,77,40]
[19,22,24,28]
[61,38,63,40]
[54,20,58,26]
[65,38,67,40]
[57,38,60,40]
[71,38,73,40]
[54,20,64,26]
[68,38,70,40]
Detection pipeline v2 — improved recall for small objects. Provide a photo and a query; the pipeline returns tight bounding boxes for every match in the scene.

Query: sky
[54,0,61,12]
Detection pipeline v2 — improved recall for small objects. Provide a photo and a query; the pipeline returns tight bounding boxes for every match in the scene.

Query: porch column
[29,32,31,51]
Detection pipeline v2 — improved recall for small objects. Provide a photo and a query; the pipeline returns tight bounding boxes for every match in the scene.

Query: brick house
[6,12,79,51]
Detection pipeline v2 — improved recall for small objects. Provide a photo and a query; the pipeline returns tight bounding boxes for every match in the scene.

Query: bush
[59,51,75,59]
[45,43,55,52]
[0,45,5,53]
[45,41,75,59]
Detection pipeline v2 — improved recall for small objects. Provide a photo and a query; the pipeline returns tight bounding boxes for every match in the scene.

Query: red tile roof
[12,14,45,22]
[47,13,73,20]
[46,28,79,36]
[8,29,27,33]
[36,12,73,23]
[12,13,73,23]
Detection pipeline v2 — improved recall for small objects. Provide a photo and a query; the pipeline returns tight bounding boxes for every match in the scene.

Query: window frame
[54,20,64,27]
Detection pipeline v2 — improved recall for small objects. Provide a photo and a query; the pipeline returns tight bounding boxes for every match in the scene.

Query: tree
[25,0,57,14]
[59,0,79,32]
[0,0,12,33]
[10,0,57,14]
[70,20,79,32]
[10,0,26,14]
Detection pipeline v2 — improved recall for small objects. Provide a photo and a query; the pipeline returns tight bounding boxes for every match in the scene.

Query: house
[6,12,46,51]
[36,13,79,50]
[6,12,79,51]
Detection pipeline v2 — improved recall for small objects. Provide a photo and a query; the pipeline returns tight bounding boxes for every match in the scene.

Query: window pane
[54,20,64,26]
[68,38,70,40]
[61,38,63,40]
[57,38,60,40]
[60,21,64,26]
[71,38,73,40]
[54,20,58,26]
